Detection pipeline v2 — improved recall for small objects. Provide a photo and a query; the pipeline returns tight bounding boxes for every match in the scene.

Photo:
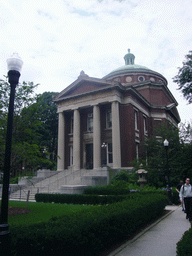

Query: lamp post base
[0,224,10,255]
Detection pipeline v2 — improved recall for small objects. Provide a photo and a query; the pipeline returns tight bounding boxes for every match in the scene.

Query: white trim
[151,113,166,119]
[154,118,162,121]
[57,91,122,112]
[123,97,149,117]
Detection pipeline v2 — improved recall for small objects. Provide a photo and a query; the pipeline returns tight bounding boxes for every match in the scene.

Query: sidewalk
[109,205,191,256]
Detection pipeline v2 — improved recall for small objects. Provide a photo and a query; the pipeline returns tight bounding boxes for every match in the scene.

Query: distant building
[54,50,180,174]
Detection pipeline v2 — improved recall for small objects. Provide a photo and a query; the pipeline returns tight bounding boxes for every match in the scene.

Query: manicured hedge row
[84,185,130,195]
[84,186,180,205]
[10,194,168,256]
[177,227,192,256]
[35,193,126,205]
[138,190,180,205]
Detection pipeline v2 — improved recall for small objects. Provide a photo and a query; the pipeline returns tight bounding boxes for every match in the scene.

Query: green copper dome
[103,49,158,80]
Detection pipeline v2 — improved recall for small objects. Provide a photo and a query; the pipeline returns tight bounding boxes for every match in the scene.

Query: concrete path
[109,205,191,256]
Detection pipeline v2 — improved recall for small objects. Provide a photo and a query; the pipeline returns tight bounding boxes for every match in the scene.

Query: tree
[35,92,58,163]
[178,122,192,179]
[138,122,192,187]
[0,77,38,115]
[0,78,38,175]
[0,76,58,176]
[139,123,183,187]
[179,121,192,144]
[173,51,192,103]
[19,92,58,169]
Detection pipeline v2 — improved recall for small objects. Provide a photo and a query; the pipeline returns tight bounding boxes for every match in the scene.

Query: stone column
[57,112,65,171]
[93,105,101,169]
[112,101,121,168]
[73,109,80,170]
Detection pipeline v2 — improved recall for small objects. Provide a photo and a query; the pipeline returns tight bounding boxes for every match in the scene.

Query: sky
[0,0,192,124]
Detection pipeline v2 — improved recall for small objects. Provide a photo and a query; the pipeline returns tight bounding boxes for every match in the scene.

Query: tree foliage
[0,77,58,177]
[139,122,192,187]
[179,121,192,144]
[173,51,192,103]
[19,92,58,167]
[0,77,38,115]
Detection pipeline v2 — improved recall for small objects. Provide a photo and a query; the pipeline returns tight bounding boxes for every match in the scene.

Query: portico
[57,99,121,172]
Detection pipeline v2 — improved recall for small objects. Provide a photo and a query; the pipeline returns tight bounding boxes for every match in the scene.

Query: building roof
[103,49,166,81]
[53,49,180,124]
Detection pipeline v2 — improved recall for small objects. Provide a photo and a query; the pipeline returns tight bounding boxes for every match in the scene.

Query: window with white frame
[143,116,148,134]
[69,146,73,166]
[106,110,112,129]
[87,113,93,132]
[135,110,138,130]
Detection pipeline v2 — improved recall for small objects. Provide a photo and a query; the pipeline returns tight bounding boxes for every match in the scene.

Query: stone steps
[6,168,109,200]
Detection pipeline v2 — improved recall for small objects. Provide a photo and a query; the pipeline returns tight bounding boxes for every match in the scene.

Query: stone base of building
[59,185,88,194]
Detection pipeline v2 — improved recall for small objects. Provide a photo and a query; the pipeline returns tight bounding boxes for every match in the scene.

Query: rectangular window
[143,116,148,134]
[106,110,112,129]
[69,146,73,166]
[135,110,138,130]
[87,113,93,132]
[108,143,113,164]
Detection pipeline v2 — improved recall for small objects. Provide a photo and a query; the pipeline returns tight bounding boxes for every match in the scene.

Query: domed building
[54,50,180,189]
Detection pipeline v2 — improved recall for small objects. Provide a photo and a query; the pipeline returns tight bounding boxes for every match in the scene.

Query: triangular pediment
[54,75,114,103]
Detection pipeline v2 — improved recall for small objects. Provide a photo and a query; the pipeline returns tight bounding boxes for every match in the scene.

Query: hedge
[84,185,130,195]
[177,227,192,256]
[84,185,180,205]
[35,193,126,205]
[10,194,168,256]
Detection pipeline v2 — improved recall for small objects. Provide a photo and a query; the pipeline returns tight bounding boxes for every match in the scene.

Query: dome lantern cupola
[124,49,135,65]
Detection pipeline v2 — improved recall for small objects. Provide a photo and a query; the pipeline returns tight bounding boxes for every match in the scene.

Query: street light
[163,139,172,205]
[0,53,23,251]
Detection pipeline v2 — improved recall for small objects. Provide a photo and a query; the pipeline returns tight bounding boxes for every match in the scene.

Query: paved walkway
[109,205,191,256]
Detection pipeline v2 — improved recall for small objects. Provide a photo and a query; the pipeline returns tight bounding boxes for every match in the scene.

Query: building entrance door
[86,144,93,169]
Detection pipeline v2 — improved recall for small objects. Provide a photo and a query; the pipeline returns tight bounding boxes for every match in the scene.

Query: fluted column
[93,105,101,169]
[73,109,80,170]
[112,101,121,168]
[57,112,65,171]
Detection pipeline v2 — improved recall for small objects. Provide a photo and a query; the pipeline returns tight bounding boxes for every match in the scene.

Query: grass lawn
[7,200,92,227]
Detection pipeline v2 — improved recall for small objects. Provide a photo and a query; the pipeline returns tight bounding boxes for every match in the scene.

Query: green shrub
[10,194,168,256]
[177,227,192,255]
[84,185,130,195]
[110,169,138,184]
[35,193,126,205]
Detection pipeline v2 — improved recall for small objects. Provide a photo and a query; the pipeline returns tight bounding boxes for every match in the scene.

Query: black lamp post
[0,53,23,251]
[163,139,172,205]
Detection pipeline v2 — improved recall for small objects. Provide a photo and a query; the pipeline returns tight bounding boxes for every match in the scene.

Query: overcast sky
[0,0,192,123]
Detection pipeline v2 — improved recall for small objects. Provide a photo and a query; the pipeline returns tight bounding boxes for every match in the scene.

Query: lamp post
[0,53,23,251]
[163,139,172,205]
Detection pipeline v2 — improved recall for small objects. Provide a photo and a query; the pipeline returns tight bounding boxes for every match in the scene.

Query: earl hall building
[53,50,180,186]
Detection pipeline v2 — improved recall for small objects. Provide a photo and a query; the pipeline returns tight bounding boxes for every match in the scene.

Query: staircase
[6,168,109,201]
